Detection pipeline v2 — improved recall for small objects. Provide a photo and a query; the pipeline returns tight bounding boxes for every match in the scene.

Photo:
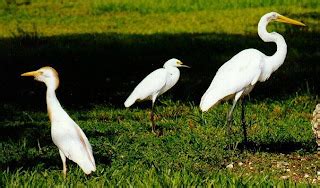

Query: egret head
[265,12,305,26]
[21,66,60,90]
[164,58,190,68]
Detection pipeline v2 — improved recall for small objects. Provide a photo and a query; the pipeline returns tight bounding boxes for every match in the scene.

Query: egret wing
[200,49,264,111]
[124,68,167,106]
[52,119,96,174]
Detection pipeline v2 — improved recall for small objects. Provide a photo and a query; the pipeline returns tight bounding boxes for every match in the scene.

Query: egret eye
[42,72,50,78]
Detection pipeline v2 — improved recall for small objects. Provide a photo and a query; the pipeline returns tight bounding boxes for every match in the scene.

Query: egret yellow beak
[21,70,41,77]
[177,61,191,68]
[276,15,306,26]
[180,65,191,68]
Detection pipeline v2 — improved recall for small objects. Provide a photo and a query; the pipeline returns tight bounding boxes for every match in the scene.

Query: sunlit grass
[91,0,320,14]
[0,0,319,186]
[1,94,319,186]
[1,167,315,187]
[0,0,318,37]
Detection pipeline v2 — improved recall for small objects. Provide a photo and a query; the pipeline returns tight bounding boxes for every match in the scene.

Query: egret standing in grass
[200,12,305,143]
[21,67,96,177]
[124,58,190,132]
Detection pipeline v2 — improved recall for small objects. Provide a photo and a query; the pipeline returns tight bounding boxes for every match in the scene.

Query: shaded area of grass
[0,30,318,108]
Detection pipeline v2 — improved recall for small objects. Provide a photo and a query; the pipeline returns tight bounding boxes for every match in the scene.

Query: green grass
[0,0,318,36]
[1,0,320,186]
[1,95,319,186]
[92,0,320,14]
[1,167,314,187]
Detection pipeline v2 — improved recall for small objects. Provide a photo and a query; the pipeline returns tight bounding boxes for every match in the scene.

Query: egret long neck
[46,87,64,122]
[258,18,287,73]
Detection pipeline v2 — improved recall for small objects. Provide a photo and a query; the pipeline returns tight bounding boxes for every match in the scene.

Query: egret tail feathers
[76,158,96,174]
[200,91,221,112]
[124,94,137,107]
[200,99,220,112]
[74,126,96,174]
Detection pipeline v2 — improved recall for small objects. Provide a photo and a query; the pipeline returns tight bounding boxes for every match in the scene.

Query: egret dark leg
[226,91,244,135]
[226,99,238,135]
[150,103,156,133]
[241,98,248,146]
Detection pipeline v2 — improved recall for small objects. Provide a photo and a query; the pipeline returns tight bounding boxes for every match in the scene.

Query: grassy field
[1,95,319,186]
[0,0,320,186]
[0,0,319,36]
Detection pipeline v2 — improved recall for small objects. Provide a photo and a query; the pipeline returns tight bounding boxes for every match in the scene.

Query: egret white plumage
[200,12,305,143]
[21,67,96,176]
[124,58,190,132]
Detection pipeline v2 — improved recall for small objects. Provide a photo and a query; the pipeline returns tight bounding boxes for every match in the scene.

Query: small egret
[21,67,96,176]
[200,12,305,143]
[124,58,190,132]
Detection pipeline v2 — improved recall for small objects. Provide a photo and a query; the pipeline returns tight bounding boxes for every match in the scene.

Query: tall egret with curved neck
[21,67,96,176]
[124,58,190,132]
[200,12,305,143]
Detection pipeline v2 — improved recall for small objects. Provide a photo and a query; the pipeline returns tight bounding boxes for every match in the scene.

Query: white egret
[200,12,305,143]
[124,58,190,132]
[21,67,96,176]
